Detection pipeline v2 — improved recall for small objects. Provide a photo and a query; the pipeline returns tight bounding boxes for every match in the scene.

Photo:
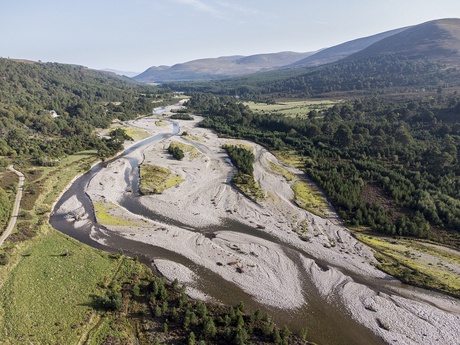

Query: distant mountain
[166,18,460,98]
[133,52,314,82]
[290,27,410,67]
[347,18,460,64]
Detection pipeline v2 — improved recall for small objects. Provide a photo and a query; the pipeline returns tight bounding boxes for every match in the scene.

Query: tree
[333,124,353,147]
[188,332,196,345]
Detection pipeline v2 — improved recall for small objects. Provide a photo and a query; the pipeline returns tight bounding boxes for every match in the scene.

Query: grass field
[0,229,122,344]
[0,150,142,344]
[139,164,184,195]
[245,99,338,117]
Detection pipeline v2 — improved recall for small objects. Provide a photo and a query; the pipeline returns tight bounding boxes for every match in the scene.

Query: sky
[2,0,460,73]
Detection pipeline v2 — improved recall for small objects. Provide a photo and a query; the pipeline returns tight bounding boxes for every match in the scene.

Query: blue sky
[2,0,460,73]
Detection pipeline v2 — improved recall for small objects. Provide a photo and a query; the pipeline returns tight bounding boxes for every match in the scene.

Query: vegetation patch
[0,230,121,345]
[292,181,329,218]
[86,259,310,345]
[267,160,295,181]
[94,201,142,227]
[223,144,265,202]
[119,126,151,141]
[233,172,265,201]
[227,141,255,154]
[181,132,206,142]
[273,151,305,169]
[139,164,184,195]
[245,99,338,117]
[155,120,168,127]
[357,234,460,296]
[170,113,193,120]
[168,141,201,160]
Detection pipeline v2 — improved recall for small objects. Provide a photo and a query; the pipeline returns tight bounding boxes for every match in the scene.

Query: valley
[1,15,460,345]
[51,102,460,345]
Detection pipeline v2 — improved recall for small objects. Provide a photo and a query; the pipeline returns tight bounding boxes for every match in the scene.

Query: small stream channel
[50,112,392,345]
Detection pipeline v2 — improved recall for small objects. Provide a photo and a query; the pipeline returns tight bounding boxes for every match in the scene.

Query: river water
[50,112,389,345]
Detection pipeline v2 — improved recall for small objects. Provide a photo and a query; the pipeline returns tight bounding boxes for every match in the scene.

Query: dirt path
[0,165,25,247]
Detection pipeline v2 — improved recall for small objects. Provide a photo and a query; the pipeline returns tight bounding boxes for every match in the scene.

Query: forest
[0,58,172,162]
[165,54,460,99]
[187,92,460,245]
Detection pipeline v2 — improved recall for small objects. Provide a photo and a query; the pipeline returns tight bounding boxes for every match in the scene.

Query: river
[50,108,454,345]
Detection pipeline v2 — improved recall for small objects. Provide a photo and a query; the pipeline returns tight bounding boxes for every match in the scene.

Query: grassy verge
[357,233,460,297]
[139,164,184,195]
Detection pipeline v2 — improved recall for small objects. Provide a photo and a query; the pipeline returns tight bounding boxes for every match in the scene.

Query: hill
[166,18,460,98]
[133,51,314,82]
[348,18,460,64]
[290,27,409,67]
[0,58,168,160]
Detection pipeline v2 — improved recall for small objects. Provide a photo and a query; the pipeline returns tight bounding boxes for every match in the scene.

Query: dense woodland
[188,93,460,244]
[166,54,459,99]
[0,58,171,161]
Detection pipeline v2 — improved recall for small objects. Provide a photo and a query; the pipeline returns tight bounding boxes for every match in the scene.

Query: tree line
[189,93,460,244]
[164,53,459,99]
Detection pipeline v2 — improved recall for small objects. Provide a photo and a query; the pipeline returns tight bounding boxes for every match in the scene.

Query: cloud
[214,0,260,16]
[173,0,219,14]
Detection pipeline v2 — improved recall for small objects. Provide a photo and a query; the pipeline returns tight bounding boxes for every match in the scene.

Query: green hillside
[0,58,170,160]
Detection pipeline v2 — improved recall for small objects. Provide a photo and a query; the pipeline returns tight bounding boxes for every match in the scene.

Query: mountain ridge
[134,18,460,84]
[133,52,315,82]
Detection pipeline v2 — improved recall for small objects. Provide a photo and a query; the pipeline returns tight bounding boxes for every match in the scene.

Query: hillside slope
[290,27,410,67]
[348,18,460,64]
[134,51,314,82]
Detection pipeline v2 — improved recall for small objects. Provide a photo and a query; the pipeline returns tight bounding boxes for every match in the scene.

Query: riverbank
[57,107,460,345]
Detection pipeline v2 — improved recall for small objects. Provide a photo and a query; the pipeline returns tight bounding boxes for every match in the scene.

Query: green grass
[0,229,122,344]
[94,201,144,227]
[244,99,338,117]
[120,126,151,141]
[39,150,99,207]
[182,134,205,142]
[273,150,305,169]
[267,160,295,181]
[357,234,460,296]
[139,164,184,195]
[169,141,202,160]
[292,180,329,218]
